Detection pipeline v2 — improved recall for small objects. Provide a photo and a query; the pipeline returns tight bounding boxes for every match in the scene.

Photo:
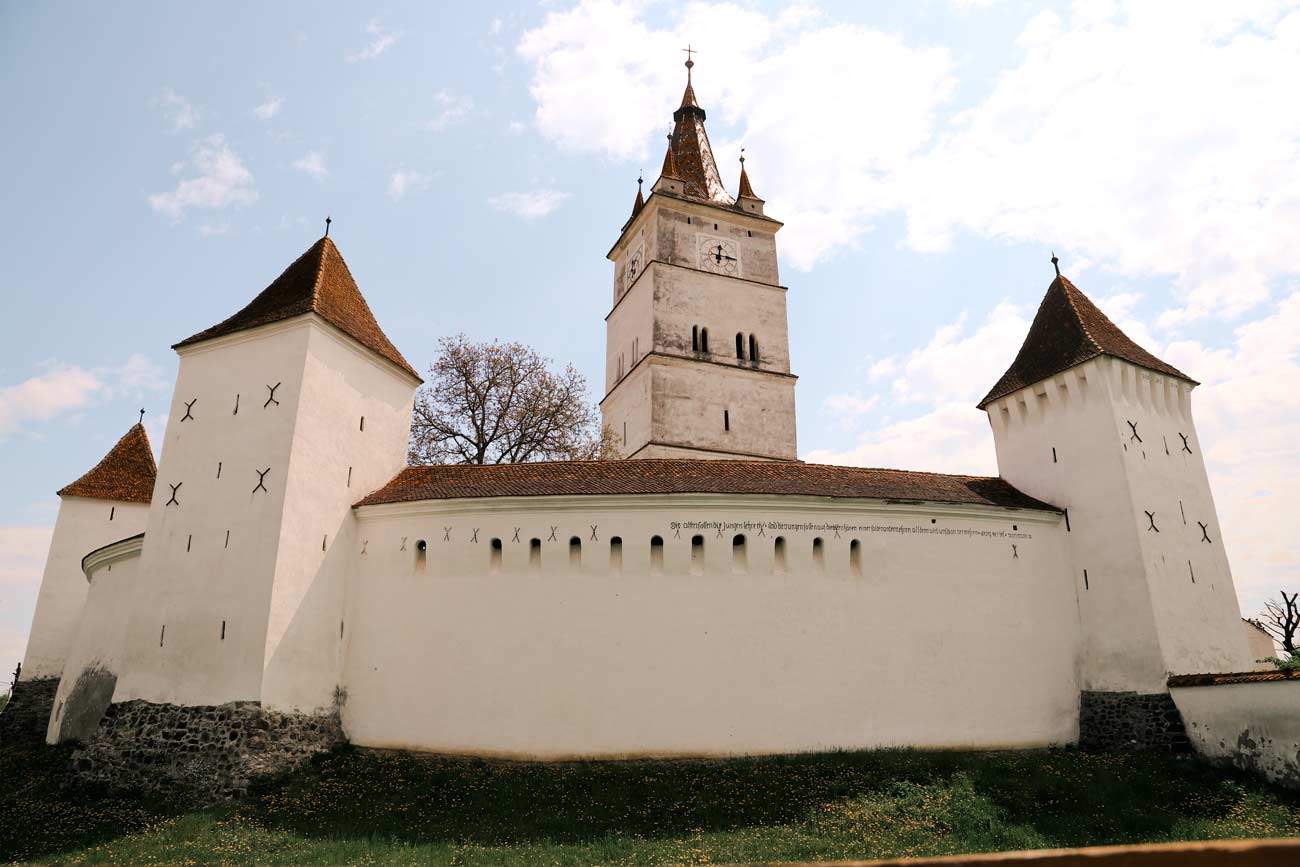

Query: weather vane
[325,216,332,237]
[139,408,145,424]
[1051,251,1060,277]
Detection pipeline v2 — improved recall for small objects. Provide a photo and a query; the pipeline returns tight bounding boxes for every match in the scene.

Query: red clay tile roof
[978,274,1195,408]
[57,423,156,503]
[667,71,735,205]
[173,236,420,380]
[737,162,759,200]
[1168,670,1300,688]
[355,459,1059,511]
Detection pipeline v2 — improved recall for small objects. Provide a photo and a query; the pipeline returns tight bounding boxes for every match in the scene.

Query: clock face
[698,236,739,276]
[625,246,644,287]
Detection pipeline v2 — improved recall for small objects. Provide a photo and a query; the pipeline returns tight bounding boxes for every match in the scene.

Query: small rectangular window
[109,506,115,521]
[221,620,226,640]
[650,535,664,575]
[724,409,730,431]
[359,416,365,431]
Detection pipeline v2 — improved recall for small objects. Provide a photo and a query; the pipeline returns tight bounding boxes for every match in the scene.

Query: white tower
[983,267,1252,692]
[20,422,155,681]
[601,61,797,461]
[113,234,420,713]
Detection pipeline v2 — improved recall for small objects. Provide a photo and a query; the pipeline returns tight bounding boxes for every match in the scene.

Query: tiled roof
[57,423,156,503]
[1168,670,1300,688]
[978,274,1194,408]
[355,459,1059,511]
[667,71,735,205]
[173,236,420,380]
[737,162,759,200]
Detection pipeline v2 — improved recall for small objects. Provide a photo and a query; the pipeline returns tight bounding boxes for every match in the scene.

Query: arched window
[736,332,746,360]
[490,538,503,573]
[610,536,623,573]
[700,328,709,353]
[650,535,664,574]
[850,539,862,577]
[813,537,825,571]
[774,536,787,574]
[415,539,427,573]
[690,534,705,576]
[569,536,582,569]
[749,335,759,365]
[732,534,747,573]
[529,538,541,571]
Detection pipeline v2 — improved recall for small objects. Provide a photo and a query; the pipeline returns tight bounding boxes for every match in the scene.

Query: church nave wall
[340,495,1077,757]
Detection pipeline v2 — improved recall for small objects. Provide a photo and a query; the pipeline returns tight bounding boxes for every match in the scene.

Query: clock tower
[602,60,797,461]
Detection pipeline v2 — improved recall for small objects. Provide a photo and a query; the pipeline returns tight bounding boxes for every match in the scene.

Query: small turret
[735,150,765,216]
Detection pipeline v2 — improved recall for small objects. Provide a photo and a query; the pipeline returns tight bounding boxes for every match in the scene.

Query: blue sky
[4,1,1300,661]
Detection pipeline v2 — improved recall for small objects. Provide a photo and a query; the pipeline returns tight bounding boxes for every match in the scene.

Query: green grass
[2,732,1298,865]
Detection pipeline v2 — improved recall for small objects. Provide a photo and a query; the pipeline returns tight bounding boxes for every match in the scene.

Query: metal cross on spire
[1051,251,1060,277]
[682,44,696,80]
[325,216,332,237]
[139,408,145,425]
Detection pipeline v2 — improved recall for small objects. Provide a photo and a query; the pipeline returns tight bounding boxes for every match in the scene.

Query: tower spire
[665,53,733,204]
[630,173,645,219]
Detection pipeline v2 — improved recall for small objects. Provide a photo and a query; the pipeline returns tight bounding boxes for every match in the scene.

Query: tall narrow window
[610,536,623,573]
[736,333,746,360]
[774,536,787,574]
[692,325,699,351]
[529,538,541,571]
[359,416,365,431]
[849,539,862,577]
[490,538,502,573]
[700,328,709,353]
[813,537,825,571]
[650,535,664,575]
[569,536,582,569]
[749,335,759,365]
[632,337,639,359]
[732,534,747,574]
[415,539,427,573]
[109,506,115,521]
[724,409,730,431]
[690,534,705,576]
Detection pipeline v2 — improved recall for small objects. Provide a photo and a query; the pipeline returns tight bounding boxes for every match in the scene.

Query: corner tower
[114,234,420,714]
[602,61,797,461]
[982,266,1252,691]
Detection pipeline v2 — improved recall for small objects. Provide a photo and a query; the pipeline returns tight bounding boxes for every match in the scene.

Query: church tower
[982,266,1252,692]
[602,60,797,461]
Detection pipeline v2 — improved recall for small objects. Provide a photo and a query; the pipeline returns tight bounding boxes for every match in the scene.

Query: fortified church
[11,63,1259,794]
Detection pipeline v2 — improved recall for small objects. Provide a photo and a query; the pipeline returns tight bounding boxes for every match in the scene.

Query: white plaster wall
[604,267,654,394]
[341,495,1078,757]
[21,496,148,680]
[114,316,416,713]
[47,539,142,743]
[114,320,311,707]
[651,263,790,374]
[1172,681,1300,789]
[1102,362,1252,676]
[648,359,797,460]
[260,321,416,712]
[600,364,652,459]
[988,356,1249,692]
[1245,622,1278,669]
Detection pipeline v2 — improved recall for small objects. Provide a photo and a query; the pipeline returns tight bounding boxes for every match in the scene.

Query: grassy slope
[2,737,1298,865]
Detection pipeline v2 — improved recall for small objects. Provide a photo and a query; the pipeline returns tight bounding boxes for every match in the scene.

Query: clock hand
[714,245,723,263]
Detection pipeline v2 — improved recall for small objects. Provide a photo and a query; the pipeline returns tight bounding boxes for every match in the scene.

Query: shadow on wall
[52,664,117,743]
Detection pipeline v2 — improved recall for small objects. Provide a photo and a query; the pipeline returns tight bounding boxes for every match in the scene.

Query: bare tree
[1260,589,1298,659]
[409,334,616,465]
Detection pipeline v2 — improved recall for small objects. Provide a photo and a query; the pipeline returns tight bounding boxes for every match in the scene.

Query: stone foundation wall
[0,677,58,745]
[72,699,344,801]
[1079,690,1190,752]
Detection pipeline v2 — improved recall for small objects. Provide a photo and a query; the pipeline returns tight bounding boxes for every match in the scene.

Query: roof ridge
[1056,276,1103,356]
[308,237,330,309]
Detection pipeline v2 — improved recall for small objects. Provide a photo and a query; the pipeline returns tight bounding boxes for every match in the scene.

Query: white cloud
[902,3,1300,324]
[488,188,571,219]
[490,17,504,35]
[292,149,329,178]
[388,170,432,201]
[426,90,474,132]
[0,355,166,440]
[516,1,955,269]
[199,221,230,237]
[149,135,257,219]
[346,19,401,62]
[508,120,527,135]
[254,95,283,120]
[156,88,197,131]
[0,525,55,669]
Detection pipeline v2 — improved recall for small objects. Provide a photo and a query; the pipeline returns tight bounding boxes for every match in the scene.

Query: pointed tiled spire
[737,149,759,200]
[58,422,157,503]
[660,134,682,180]
[174,235,420,380]
[630,174,645,219]
[978,264,1195,408]
[666,57,734,205]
